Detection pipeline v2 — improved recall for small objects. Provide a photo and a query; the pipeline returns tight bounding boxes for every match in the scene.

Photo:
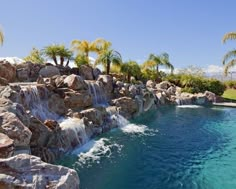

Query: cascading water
[20,85,59,121]
[175,97,192,105]
[19,85,89,150]
[86,81,107,106]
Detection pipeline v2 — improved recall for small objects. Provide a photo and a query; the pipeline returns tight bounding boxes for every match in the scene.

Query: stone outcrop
[0,154,80,189]
[48,93,66,115]
[111,97,138,118]
[0,77,9,86]
[64,74,87,90]
[0,60,16,82]
[0,133,14,158]
[0,112,32,147]
[16,62,44,82]
[97,75,113,99]
[39,65,60,78]
[64,90,92,109]
[79,65,94,80]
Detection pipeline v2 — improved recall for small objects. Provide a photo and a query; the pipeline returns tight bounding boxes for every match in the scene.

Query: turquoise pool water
[57,106,236,189]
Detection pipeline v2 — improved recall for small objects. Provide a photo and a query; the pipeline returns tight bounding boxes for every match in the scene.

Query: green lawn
[222,89,236,100]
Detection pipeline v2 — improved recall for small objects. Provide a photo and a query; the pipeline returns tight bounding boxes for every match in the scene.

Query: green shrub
[224,80,236,89]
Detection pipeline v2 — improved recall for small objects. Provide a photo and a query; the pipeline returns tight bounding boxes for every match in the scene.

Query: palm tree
[95,49,122,75]
[42,45,59,65]
[57,45,73,66]
[120,61,141,82]
[144,53,174,80]
[42,44,72,66]
[0,27,4,46]
[222,32,236,75]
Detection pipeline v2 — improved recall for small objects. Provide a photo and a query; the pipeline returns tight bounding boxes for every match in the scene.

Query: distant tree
[222,32,236,75]
[0,27,3,46]
[95,49,122,75]
[24,47,45,64]
[42,44,72,66]
[120,61,141,82]
[178,65,205,77]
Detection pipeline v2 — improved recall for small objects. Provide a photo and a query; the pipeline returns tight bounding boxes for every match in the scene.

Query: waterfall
[20,85,59,121]
[86,81,107,106]
[20,85,89,150]
[175,97,192,105]
[60,118,89,148]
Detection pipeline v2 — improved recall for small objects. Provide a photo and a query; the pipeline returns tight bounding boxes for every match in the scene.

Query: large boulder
[64,74,87,91]
[156,81,172,90]
[0,60,16,82]
[0,112,32,147]
[39,65,60,78]
[0,154,80,189]
[93,68,102,80]
[97,75,113,99]
[146,80,156,89]
[64,90,92,109]
[28,116,51,147]
[0,77,8,86]
[0,133,14,158]
[78,107,107,126]
[48,93,67,115]
[111,97,138,118]
[16,62,44,82]
[79,65,94,80]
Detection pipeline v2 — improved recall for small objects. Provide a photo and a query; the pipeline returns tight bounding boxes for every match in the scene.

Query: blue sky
[0,0,236,71]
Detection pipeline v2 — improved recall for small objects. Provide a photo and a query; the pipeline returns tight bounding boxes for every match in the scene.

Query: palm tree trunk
[66,59,70,67]
[60,56,64,66]
[127,74,131,83]
[156,65,160,82]
[53,56,58,65]
[106,61,111,75]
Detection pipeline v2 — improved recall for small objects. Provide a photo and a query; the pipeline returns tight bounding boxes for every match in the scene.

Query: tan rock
[0,133,14,158]
[79,65,94,80]
[0,154,80,189]
[111,97,138,118]
[0,112,32,147]
[64,90,92,109]
[64,74,87,90]
[0,60,16,82]
[97,75,113,99]
[48,93,66,115]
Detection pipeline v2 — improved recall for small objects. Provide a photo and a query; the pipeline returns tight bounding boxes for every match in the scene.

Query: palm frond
[222,32,236,43]
[224,59,236,75]
[222,50,236,65]
[0,28,4,46]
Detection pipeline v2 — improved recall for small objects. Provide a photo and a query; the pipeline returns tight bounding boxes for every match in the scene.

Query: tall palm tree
[149,53,174,74]
[0,27,4,46]
[120,60,141,82]
[222,32,236,75]
[57,45,73,66]
[95,49,122,74]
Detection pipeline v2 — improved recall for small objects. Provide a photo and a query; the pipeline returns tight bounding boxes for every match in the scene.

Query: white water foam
[177,105,202,108]
[72,138,123,166]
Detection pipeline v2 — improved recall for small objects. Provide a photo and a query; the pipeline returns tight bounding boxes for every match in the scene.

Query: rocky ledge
[0,60,219,189]
[0,154,79,189]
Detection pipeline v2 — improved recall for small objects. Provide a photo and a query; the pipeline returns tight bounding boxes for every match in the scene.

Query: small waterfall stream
[20,85,59,121]
[86,81,107,106]
[175,97,193,105]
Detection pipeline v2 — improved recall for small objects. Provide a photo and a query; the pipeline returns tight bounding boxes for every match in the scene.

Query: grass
[222,89,236,101]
